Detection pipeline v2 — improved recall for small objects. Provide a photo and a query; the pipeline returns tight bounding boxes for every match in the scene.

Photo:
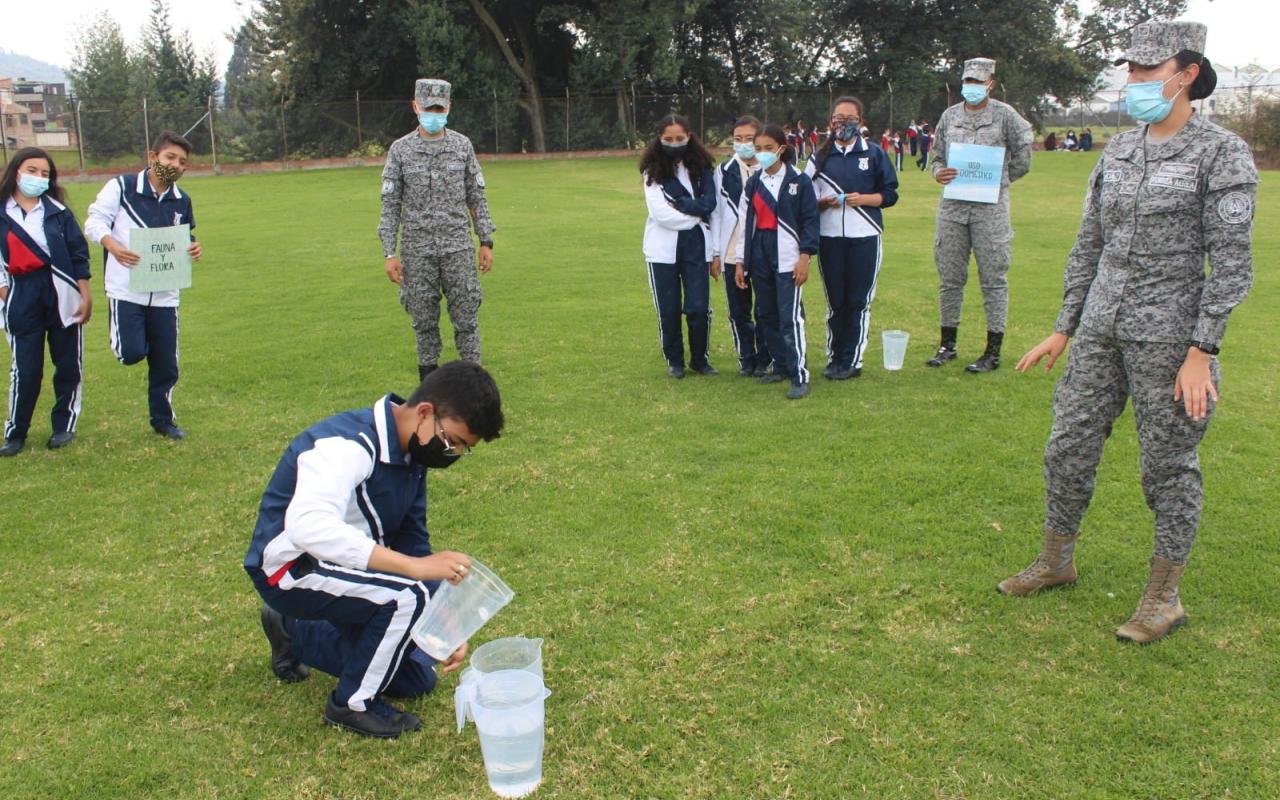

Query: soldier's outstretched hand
[1017,332,1069,373]
[1174,349,1218,422]
[385,256,402,284]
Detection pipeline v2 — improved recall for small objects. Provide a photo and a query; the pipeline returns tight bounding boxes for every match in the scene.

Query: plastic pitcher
[468,669,551,799]
[457,637,544,730]
[410,558,514,661]
[472,637,544,679]
[882,329,909,371]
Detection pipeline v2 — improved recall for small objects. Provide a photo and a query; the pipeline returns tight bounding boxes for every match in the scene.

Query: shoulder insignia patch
[1217,191,1252,225]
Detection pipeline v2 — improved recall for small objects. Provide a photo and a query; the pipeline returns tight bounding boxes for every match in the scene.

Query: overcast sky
[2,0,1276,78]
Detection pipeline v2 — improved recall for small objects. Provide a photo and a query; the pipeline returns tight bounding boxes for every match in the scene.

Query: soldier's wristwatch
[1190,341,1220,356]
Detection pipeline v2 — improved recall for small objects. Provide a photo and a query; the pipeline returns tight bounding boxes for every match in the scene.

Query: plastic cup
[410,558,514,661]
[472,670,551,799]
[882,330,909,371]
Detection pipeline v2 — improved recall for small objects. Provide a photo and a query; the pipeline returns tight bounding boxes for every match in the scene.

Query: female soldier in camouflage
[1000,21,1257,644]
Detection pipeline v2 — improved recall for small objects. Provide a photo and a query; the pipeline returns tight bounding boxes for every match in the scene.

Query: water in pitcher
[478,704,545,798]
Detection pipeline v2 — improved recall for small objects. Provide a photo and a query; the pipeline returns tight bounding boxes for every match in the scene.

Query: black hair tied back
[1174,50,1217,101]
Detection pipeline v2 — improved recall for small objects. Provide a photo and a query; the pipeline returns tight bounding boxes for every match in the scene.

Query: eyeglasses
[435,414,472,457]
[831,116,861,125]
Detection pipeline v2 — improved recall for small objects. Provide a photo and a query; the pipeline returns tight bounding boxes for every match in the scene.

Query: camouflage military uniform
[1044,111,1257,563]
[931,95,1033,332]
[378,80,495,367]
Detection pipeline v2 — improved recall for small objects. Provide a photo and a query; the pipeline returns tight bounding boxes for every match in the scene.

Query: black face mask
[661,141,688,158]
[407,431,462,469]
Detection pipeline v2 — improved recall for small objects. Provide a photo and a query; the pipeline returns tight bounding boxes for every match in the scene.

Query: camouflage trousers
[1043,333,1218,564]
[399,246,482,366]
[934,215,1012,331]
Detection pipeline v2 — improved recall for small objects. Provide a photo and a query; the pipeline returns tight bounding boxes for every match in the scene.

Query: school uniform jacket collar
[373,393,412,466]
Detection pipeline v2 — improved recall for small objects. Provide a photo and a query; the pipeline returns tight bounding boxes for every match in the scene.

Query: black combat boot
[925,326,958,367]
[965,331,1003,373]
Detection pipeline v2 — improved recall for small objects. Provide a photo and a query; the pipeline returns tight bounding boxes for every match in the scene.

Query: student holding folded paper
[927,58,1033,373]
[0,148,92,457]
[85,131,202,441]
[244,361,505,738]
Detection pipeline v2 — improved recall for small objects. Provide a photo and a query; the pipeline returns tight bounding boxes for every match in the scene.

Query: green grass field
[1,151,1276,799]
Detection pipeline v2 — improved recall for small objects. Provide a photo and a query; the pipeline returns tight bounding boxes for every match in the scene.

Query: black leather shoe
[965,352,1001,372]
[668,365,685,379]
[822,364,837,380]
[324,694,422,739]
[0,438,25,457]
[757,371,785,384]
[690,363,719,376]
[260,605,310,683]
[925,346,957,367]
[831,366,862,380]
[786,382,811,399]
[47,431,76,449]
[153,423,187,440]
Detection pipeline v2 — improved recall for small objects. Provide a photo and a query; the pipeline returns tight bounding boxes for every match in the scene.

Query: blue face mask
[17,174,49,198]
[733,142,756,160]
[961,83,989,105]
[1125,72,1184,124]
[419,111,448,134]
[756,151,780,170]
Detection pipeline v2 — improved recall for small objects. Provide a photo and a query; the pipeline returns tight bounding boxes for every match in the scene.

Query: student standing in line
[804,97,899,381]
[734,124,819,400]
[86,131,202,440]
[640,114,720,379]
[892,130,905,171]
[0,148,92,456]
[1002,21,1255,644]
[916,119,932,170]
[711,115,771,377]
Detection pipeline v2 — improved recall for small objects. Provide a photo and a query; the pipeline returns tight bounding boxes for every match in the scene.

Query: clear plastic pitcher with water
[882,329,910,371]
[457,637,544,730]
[410,558,514,661]
[468,669,551,799]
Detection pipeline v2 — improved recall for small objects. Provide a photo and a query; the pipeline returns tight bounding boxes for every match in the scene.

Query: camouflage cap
[962,58,996,81]
[1114,21,1207,66]
[415,79,452,108]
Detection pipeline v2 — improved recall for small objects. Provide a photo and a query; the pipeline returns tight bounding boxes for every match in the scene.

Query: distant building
[1,77,78,150]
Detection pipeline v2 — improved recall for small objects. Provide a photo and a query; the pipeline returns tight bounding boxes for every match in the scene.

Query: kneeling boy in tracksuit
[85,131,202,440]
[243,361,505,738]
[734,123,819,400]
[711,115,771,377]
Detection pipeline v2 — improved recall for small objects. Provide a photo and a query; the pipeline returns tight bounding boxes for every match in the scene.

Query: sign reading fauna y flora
[128,224,193,292]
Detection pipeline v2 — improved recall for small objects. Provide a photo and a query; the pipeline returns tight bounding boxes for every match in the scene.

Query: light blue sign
[943,143,1006,204]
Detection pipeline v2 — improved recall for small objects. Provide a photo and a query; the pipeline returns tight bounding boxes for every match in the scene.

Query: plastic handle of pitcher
[454,670,479,733]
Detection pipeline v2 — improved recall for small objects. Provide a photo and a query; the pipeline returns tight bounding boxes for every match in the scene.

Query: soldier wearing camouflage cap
[379,78,496,380]
[928,56,1034,373]
[1002,21,1257,645]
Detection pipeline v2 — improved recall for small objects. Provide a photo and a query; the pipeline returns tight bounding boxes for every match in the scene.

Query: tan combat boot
[996,527,1079,596]
[1115,556,1188,644]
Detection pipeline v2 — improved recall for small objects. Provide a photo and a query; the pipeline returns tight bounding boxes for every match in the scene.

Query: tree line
[69,0,1190,160]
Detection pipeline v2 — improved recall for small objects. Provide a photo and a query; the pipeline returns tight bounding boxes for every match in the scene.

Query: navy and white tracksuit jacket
[804,138,899,369]
[740,164,820,384]
[85,169,196,428]
[711,156,770,370]
[244,394,439,711]
[1,195,89,440]
[642,164,717,369]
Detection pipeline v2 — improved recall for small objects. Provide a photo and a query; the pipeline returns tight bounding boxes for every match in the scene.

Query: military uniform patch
[382,180,395,194]
[1217,191,1252,224]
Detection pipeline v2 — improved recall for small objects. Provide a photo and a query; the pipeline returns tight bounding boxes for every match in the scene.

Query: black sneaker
[0,437,26,457]
[690,363,719,376]
[738,364,755,377]
[47,431,76,449]
[925,346,957,367]
[831,365,862,380]
[324,694,422,738]
[153,423,187,440]
[822,364,838,380]
[757,371,785,384]
[260,605,310,683]
[786,382,811,400]
[668,365,685,379]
